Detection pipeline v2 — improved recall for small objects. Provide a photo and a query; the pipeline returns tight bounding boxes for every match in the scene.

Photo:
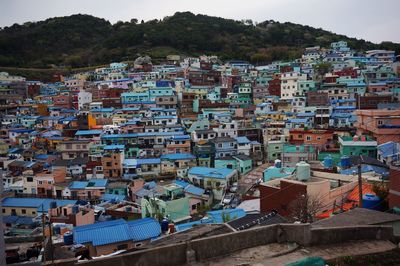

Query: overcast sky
[1,0,399,43]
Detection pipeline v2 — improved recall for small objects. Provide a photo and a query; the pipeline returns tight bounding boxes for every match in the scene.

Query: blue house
[73,218,161,256]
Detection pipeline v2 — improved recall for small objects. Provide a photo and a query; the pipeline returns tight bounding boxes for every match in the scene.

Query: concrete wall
[46,224,395,266]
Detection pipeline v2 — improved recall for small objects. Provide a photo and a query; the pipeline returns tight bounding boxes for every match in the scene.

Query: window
[27,177,33,182]
[106,162,112,167]
[306,136,312,141]
[22,209,26,214]
[2,209,4,213]
[48,181,51,184]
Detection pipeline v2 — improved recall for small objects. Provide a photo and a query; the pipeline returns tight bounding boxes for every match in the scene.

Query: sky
[1,0,399,43]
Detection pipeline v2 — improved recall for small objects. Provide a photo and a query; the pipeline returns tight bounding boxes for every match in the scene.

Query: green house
[339,136,377,158]
[215,155,252,175]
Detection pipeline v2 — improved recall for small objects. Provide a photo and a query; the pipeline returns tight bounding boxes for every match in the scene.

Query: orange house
[289,129,334,147]
[355,109,400,144]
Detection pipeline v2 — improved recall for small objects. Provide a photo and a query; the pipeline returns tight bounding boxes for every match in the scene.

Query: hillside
[0,12,399,68]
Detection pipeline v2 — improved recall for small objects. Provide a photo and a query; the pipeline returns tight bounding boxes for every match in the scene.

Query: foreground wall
[44,224,395,266]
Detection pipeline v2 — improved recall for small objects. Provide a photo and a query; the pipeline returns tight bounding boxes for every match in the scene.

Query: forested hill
[0,11,399,68]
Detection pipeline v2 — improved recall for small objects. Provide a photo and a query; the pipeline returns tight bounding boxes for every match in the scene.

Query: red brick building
[259,180,306,216]
[389,167,400,209]
[268,78,281,97]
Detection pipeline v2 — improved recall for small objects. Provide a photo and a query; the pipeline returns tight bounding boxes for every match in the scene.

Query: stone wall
[44,224,395,266]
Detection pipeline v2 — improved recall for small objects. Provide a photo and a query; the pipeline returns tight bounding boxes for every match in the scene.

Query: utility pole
[358,163,363,208]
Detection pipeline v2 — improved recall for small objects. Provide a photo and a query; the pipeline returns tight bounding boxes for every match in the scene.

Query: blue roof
[207,208,246,223]
[154,115,176,119]
[69,181,88,189]
[69,179,108,189]
[1,198,76,212]
[3,215,35,225]
[287,118,309,123]
[378,141,399,158]
[333,106,356,110]
[136,158,161,165]
[188,167,236,180]
[175,218,213,232]
[184,185,205,196]
[101,194,126,202]
[104,145,125,150]
[91,108,114,113]
[296,112,315,117]
[340,165,389,176]
[35,154,51,160]
[144,181,157,190]
[74,219,132,246]
[174,180,190,189]
[9,129,34,133]
[75,130,103,136]
[235,136,251,144]
[161,153,196,160]
[263,166,296,181]
[171,135,190,141]
[127,218,161,241]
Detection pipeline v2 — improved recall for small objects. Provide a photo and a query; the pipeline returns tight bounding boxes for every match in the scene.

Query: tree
[289,194,323,223]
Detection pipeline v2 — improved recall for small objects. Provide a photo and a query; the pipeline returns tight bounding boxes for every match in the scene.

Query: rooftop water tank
[63,232,73,245]
[296,161,311,182]
[72,205,79,214]
[161,219,169,233]
[274,159,282,169]
[323,156,333,169]
[49,201,57,209]
[362,194,381,210]
[340,156,351,168]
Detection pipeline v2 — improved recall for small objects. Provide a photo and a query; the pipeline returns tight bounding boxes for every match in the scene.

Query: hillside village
[2,40,400,264]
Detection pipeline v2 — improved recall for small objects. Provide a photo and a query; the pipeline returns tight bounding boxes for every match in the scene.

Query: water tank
[323,156,333,169]
[49,201,57,209]
[72,205,79,214]
[296,161,311,182]
[63,232,74,245]
[161,219,169,233]
[362,194,381,210]
[274,159,282,169]
[340,156,351,168]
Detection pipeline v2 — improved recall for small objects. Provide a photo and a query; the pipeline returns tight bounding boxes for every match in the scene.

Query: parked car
[229,182,238,193]
[222,193,234,205]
